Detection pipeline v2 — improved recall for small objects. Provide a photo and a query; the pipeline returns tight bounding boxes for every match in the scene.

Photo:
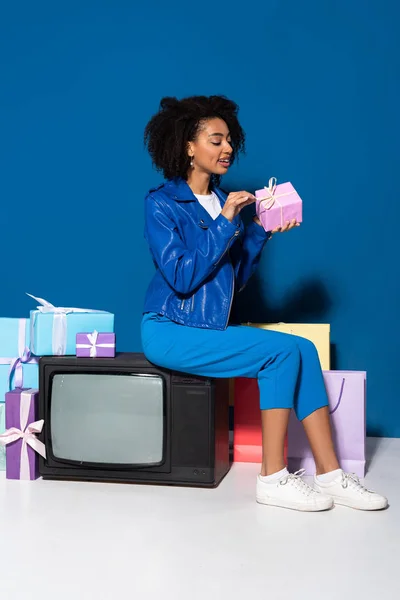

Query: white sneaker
[314,471,388,511]
[256,469,334,512]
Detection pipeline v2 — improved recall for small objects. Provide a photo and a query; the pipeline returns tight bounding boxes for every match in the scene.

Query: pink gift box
[255,178,303,232]
[76,331,116,358]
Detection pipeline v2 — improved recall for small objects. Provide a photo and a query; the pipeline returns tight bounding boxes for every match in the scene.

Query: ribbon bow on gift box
[27,293,104,356]
[76,330,115,357]
[0,318,38,390]
[257,177,295,227]
[0,389,46,480]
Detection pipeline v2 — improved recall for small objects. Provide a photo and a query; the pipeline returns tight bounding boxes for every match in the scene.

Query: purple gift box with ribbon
[76,331,116,358]
[0,388,46,480]
[255,178,303,233]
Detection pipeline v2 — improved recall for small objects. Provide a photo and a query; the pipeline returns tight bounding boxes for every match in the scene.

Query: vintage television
[38,353,230,487]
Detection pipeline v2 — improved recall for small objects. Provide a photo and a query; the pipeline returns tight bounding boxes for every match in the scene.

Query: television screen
[50,373,164,465]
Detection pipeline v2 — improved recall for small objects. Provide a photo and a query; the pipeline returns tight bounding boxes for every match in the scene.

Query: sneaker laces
[280,469,318,497]
[341,472,374,495]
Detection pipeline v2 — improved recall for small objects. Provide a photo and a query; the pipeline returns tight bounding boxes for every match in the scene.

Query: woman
[141,95,388,511]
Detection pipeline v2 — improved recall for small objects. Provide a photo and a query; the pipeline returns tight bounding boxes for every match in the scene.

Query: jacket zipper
[214,229,240,266]
[181,229,238,319]
[217,230,239,327]
[181,296,195,311]
[225,252,235,328]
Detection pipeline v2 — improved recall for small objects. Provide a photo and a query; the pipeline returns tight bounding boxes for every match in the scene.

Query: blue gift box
[0,317,39,397]
[28,295,114,356]
[0,363,39,397]
[0,317,31,356]
[0,402,5,471]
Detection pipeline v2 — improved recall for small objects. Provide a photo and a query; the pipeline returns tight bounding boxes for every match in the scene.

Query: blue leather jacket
[143,176,270,330]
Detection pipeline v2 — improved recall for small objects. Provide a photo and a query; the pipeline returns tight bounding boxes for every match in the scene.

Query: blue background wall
[1,1,399,436]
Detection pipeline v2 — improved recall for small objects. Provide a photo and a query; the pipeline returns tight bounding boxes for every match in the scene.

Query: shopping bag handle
[329,377,345,415]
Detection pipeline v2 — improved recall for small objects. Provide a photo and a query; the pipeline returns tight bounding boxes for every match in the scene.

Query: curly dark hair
[144,95,246,186]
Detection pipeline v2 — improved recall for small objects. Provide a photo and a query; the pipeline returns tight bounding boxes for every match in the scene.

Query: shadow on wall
[235,273,338,370]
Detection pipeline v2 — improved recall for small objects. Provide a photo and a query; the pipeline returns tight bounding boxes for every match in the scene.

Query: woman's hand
[221,191,257,222]
[271,218,300,235]
[253,216,300,235]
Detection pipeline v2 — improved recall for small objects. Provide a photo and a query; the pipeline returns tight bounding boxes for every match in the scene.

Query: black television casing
[38,353,230,488]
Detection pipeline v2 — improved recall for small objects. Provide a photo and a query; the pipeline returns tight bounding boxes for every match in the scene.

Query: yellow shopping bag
[229,323,330,406]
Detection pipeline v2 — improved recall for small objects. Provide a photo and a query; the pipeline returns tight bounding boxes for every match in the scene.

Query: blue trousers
[141,312,329,421]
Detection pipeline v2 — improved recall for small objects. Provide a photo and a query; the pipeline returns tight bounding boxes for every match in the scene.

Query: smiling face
[187,117,233,177]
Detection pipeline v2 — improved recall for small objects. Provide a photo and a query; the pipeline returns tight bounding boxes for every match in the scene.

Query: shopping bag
[288,371,366,477]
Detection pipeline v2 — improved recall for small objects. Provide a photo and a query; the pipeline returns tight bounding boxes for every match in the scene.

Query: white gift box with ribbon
[27,294,114,356]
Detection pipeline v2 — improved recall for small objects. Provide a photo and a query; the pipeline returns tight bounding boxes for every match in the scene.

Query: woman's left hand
[253,216,300,235]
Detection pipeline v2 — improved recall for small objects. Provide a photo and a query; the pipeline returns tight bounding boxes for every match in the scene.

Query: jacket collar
[164,177,227,205]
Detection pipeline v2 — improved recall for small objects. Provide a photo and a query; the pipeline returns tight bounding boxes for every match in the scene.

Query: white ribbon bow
[258,177,279,209]
[0,389,46,479]
[257,177,294,227]
[76,330,115,357]
[27,293,104,356]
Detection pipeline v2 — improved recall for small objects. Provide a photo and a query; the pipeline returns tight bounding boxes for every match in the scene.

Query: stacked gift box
[0,294,115,479]
[0,317,39,474]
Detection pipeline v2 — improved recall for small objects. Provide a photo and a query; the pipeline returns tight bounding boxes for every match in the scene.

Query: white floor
[0,437,399,600]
